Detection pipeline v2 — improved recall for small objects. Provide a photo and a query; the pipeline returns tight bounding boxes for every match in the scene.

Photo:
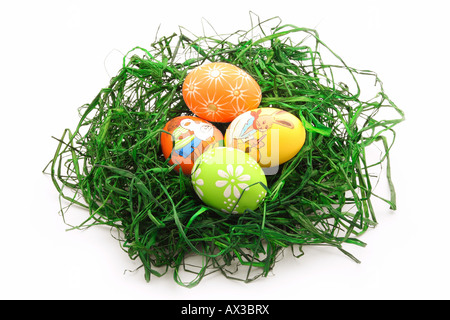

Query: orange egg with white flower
[182,62,262,123]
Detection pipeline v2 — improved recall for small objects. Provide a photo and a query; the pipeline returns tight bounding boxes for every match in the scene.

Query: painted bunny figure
[228,109,295,162]
[172,119,216,159]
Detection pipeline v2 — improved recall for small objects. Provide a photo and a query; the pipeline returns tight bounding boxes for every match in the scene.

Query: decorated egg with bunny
[225,108,306,168]
[161,116,224,175]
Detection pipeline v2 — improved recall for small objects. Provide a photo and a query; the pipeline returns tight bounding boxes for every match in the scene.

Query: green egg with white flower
[191,147,267,214]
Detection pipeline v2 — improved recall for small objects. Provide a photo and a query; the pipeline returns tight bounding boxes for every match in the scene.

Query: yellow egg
[225,108,306,168]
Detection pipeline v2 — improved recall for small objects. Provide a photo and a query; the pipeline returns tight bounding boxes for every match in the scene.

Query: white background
[1,0,449,300]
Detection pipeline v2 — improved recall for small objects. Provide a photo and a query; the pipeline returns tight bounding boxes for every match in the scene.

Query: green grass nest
[46,16,405,287]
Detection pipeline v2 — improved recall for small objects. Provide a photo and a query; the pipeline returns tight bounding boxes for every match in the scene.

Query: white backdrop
[1,0,449,300]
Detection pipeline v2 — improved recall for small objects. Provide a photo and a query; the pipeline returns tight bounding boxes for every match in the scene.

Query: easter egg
[225,108,306,168]
[191,147,267,214]
[161,116,223,175]
[182,62,262,123]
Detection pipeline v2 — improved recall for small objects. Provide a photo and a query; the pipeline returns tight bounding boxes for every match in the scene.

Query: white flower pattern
[191,168,204,199]
[215,164,251,199]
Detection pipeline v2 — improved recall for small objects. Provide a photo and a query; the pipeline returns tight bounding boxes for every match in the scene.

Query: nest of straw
[46,17,404,287]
